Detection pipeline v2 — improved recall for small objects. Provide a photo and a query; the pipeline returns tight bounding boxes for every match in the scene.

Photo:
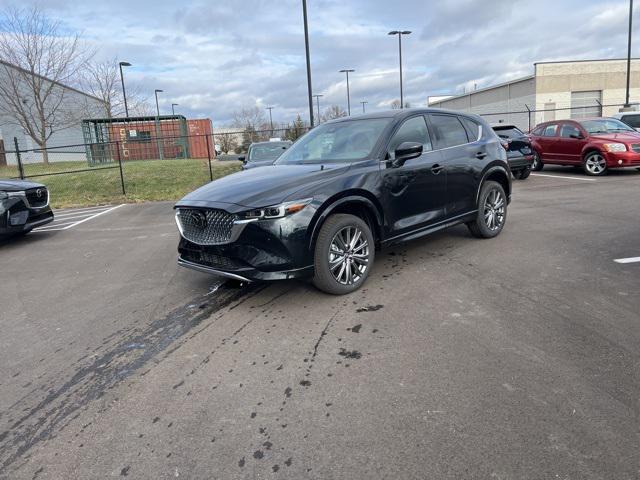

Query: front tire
[467,181,507,239]
[312,214,375,295]
[583,151,607,176]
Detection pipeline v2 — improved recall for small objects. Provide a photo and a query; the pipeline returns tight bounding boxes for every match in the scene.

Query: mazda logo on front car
[191,211,207,229]
[36,189,43,198]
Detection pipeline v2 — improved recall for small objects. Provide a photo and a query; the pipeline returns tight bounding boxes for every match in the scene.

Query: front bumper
[605,151,640,167]
[0,197,54,235]
[176,207,316,281]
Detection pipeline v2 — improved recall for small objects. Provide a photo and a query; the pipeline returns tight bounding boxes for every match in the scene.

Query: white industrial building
[428,58,640,131]
[0,60,104,165]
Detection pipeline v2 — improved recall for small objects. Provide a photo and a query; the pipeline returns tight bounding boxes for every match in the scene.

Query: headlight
[0,190,25,201]
[239,198,313,220]
[602,143,627,152]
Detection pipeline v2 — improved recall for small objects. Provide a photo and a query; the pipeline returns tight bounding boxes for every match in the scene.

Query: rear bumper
[508,154,534,171]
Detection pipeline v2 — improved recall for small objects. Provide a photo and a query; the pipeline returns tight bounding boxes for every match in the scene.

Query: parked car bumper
[0,197,54,236]
[605,151,640,167]
[507,154,534,171]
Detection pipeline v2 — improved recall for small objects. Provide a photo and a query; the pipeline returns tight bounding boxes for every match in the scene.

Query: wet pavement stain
[253,450,264,459]
[347,324,362,333]
[338,349,362,359]
[238,457,245,468]
[120,465,130,476]
[356,304,384,313]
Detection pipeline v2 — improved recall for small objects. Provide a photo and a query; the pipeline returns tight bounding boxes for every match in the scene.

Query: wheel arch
[476,166,511,205]
[308,191,384,252]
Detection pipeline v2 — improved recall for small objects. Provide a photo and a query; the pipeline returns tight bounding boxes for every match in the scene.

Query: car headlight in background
[602,143,627,152]
[239,198,313,220]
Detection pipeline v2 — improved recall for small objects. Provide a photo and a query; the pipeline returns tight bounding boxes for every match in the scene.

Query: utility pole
[312,94,323,124]
[171,103,179,115]
[266,106,274,131]
[118,61,131,117]
[360,101,368,113]
[339,69,355,115]
[625,0,634,108]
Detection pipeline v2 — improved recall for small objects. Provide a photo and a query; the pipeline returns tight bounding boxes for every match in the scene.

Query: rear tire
[312,214,375,295]
[467,181,507,239]
[514,167,531,180]
[583,151,607,176]
[531,151,543,171]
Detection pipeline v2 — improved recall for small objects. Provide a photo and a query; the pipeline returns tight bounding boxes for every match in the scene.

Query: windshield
[579,118,635,134]
[248,143,289,162]
[276,118,392,164]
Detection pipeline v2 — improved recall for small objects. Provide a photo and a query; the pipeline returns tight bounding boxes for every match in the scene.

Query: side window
[559,124,581,138]
[460,117,480,141]
[542,124,558,137]
[387,116,432,159]
[430,114,470,148]
[532,126,545,136]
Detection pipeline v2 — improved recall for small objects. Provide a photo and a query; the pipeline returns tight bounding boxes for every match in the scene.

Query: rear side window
[460,117,481,141]
[621,115,640,128]
[559,124,581,138]
[387,116,432,159]
[493,127,525,139]
[542,124,558,137]
[430,114,469,148]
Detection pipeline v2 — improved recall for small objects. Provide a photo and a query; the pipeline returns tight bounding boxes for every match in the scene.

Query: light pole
[388,30,411,109]
[266,106,274,131]
[625,0,634,108]
[154,89,164,160]
[361,101,368,114]
[118,61,131,118]
[171,103,179,115]
[313,94,323,124]
[302,0,314,127]
[339,69,355,115]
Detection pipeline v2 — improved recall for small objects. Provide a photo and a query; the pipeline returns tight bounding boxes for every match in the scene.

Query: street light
[171,103,179,115]
[625,0,634,108]
[118,61,131,118]
[361,101,368,114]
[339,69,355,115]
[312,94,323,124]
[154,89,163,117]
[388,30,411,109]
[302,0,314,127]
[266,106,274,131]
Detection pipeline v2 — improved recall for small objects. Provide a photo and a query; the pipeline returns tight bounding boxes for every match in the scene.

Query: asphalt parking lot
[1,167,640,479]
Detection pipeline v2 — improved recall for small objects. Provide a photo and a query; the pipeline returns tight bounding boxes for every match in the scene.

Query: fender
[308,195,383,251]
[476,164,511,204]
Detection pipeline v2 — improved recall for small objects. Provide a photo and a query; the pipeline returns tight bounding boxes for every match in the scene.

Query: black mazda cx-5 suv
[175,108,511,294]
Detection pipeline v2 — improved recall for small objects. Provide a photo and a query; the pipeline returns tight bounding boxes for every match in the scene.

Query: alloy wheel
[328,225,370,285]
[483,188,505,231]
[585,154,606,175]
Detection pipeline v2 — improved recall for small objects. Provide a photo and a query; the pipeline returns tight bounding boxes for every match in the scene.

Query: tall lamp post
[302,0,314,127]
[312,94,323,124]
[171,103,179,115]
[154,89,164,160]
[388,30,411,109]
[361,101,368,114]
[339,69,355,115]
[118,61,131,118]
[266,106,274,131]
[625,0,634,108]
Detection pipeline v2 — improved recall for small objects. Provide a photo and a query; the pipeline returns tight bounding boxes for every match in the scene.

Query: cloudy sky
[3,0,638,126]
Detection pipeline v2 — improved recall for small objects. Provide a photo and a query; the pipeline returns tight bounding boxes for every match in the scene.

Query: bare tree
[0,6,92,163]
[232,106,268,130]
[390,99,411,109]
[322,105,347,121]
[81,57,152,118]
[217,132,237,154]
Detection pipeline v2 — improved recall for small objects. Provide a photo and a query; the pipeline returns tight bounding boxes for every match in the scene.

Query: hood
[591,131,640,143]
[243,160,275,169]
[177,163,350,211]
[0,179,45,192]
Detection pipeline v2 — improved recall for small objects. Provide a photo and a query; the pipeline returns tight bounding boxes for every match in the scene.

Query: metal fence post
[205,135,213,181]
[525,105,532,132]
[115,141,126,195]
[14,137,24,179]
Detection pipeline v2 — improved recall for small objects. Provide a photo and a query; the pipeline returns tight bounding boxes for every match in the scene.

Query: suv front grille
[182,250,244,270]
[631,144,640,153]
[177,208,236,245]
[25,187,48,208]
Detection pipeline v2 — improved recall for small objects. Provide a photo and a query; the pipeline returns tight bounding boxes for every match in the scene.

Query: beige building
[428,58,640,131]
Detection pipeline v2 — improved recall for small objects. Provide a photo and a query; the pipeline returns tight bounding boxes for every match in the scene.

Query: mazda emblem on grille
[36,189,43,198]
[192,211,207,229]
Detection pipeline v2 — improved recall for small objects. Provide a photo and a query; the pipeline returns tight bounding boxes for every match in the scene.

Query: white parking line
[54,206,115,218]
[614,257,640,264]
[531,173,597,182]
[35,204,125,232]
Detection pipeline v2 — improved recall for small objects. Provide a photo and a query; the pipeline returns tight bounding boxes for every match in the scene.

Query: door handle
[431,164,444,175]
[475,152,487,159]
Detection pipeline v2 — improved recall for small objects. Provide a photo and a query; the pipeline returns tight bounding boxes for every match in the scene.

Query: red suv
[529,117,640,176]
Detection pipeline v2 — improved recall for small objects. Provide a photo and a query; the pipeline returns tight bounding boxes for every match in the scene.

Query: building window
[571,91,602,119]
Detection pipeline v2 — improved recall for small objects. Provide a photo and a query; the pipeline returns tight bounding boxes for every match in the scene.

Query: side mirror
[238,156,246,162]
[569,133,584,139]
[391,142,423,167]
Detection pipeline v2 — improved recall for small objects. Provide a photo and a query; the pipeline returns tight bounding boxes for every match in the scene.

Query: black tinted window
[461,117,480,141]
[559,124,581,138]
[430,114,469,148]
[387,116,432,159]
[621,115,640,128]
[542,125,558,137]
[493,127,524,139]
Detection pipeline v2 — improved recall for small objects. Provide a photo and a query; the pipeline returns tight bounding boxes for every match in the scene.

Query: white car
[611,112,640,131]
